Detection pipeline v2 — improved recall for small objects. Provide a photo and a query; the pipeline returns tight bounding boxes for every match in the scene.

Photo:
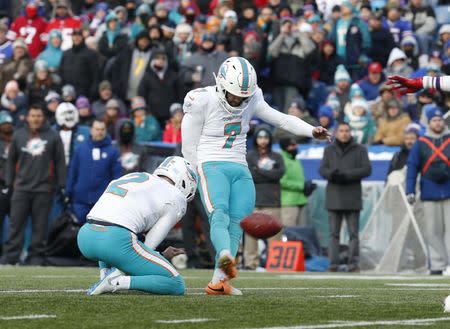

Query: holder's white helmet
[56,102,79,128]
[154,156,197,202]
[215,57,257,115]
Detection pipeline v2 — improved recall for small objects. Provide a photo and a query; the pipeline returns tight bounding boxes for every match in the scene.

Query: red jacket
[162,122,182,144]
[10,16,47,58]
[45,16,82,51]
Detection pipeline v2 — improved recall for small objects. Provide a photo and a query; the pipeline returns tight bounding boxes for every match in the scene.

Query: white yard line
[278,274,445,281]
[385,283,450,287]
[0,314,56,321]
[316,295,359,298]
[155,318,216,324]
[0,289,85,294]
[250,317,450,329]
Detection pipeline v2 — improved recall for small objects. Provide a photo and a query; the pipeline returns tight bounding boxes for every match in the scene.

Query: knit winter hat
[131,96,147,111]
[318,105,334,119]
[351,99,369,113]
[424,104,443,123]
[106,99,120,109]
[349,83,364,100]
[404,123,421,136]
[334,65,351,84]
[13,38,27,49]
[170,103,183,115]
[34,59,48,73]
[75,96,91,110]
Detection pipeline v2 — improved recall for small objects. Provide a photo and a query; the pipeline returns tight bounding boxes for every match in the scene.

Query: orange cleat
[205,279,242,295]
[218,254,237,279]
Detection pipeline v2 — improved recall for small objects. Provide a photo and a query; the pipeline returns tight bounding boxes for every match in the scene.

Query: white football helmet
[214,56,257,115]
[154,156,197,202]
[56,102,79,128]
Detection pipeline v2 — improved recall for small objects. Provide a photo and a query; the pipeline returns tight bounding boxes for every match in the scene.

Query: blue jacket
[66,135,122,205]
[382,18,412,45]
[358,77,384,101]
[406,132,450,201]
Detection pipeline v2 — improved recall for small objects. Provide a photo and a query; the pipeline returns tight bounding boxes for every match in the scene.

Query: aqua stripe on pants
[77,224,185,295]
[197,161,256,264]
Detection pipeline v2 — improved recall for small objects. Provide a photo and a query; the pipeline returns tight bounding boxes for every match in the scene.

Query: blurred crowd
[0,0,448,268]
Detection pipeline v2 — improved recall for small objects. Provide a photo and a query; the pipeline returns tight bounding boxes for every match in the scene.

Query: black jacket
[137,65,182,124]
[246,126,285,207]
[59,42,100,99]
[369,27,396,67]
[387,146,410,176]
[5,123,66,192]
[319,139,371,210]
[98,33,129,60]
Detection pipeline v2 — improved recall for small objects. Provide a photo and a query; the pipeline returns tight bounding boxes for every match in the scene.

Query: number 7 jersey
[182,86,259,166]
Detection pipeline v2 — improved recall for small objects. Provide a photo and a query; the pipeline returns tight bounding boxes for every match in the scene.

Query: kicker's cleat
[205,279,242,295]
[87,268,124,296]
[218,254,237,279]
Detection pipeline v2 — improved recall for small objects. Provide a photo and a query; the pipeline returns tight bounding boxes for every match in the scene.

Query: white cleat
[87,268,124,296]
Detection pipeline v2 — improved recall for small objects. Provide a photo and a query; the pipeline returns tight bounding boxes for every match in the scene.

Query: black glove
[331,170,347,184]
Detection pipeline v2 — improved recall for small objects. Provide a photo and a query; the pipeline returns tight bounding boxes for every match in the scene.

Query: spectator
[62,84,77,103]
[94,5,131,43]
[88,2,108,36]
[173,23,197,66]
[387,123,421,176]
[98,12,129,60]
[182,33,228,90]
[344,99,376,145]
[92,80,126,119]
[115,119,147,174]
[382,2,413,46]
[268,17,315,111]
[316,105,337,141]
[75,96,95,126]
[243,31,263,74]
[371,83,394,123]
[316,40,342,87]
[358,62,385,101]
[162,103,183,144]
[36,29,63,72]
[279,137,308,228]
[328,0,371,80]
[9,0,47,59]
[218,10,243,56]
[27,60,61,106]
[405,0,436,54]
[138,49,182,126]
[110,31,152,102]
[59,28,99,99]
[319,122,371,272]
[0,80,27,127]
[368,12,395,67]
[331,65,351,120]
[45,0,82,51]
[385,47,414,78]
[373,99,412,146]
[401,35,420,71]
[406,106,450,275]
[254,6,278,61]
[43,90,60,126]
[406,89,438,125]
[0,39,33,92]
[273,99,317,144]
[1,104,66,265]
[0,23,12,66]
[130,96,161,143]
[66,119,121,224]
[130,3,151,41]
[245,126,284,270]
[103,99,124,140]
[54,102,90,165]
[0,111,13,245]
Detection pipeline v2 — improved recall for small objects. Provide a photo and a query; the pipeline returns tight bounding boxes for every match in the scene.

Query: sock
[211,268,226,284]
[219,249,233,260]
[110,275,131,291]
[100,268,109,280]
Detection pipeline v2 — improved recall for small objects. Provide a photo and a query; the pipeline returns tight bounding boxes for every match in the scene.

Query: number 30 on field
[266,241,305,272]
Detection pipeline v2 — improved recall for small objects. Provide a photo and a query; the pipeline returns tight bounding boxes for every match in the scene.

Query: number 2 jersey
[87,172,187,249]
[181,86,314,167]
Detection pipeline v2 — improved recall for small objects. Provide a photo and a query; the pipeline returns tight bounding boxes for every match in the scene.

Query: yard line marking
[316,295,359,298]
[250,317,450,329]
[0,289,85,294]
[33,275,97,279]
[187,287,450,292]
[386,283,450,287]
[278,274,445,281]
[155,318,216,324]
[0,314,56,321]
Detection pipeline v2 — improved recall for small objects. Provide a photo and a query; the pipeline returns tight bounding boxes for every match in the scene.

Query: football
[240,212,283,239]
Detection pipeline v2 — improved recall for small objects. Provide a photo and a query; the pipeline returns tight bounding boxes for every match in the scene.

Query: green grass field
[1,267,450,329]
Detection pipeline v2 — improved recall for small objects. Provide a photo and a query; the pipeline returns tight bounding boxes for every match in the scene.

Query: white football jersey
[87,172,187,236]
[181,86,314,166]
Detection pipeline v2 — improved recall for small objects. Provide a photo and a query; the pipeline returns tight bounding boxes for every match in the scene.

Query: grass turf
[0,267,449,328]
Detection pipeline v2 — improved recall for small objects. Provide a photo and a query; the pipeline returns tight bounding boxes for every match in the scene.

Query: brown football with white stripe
[240,213,282,239]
